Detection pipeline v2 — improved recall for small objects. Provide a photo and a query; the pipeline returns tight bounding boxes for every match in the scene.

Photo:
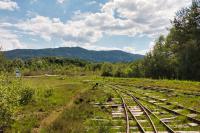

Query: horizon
[0,0,191,55]
[3,46,144,55]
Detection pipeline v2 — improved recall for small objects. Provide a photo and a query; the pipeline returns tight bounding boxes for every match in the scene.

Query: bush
[19,88,34,105]
[0,75,34,129]
[0,75,19,128]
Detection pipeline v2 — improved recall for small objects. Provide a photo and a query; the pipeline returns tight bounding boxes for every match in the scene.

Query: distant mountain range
[4,47,144,62]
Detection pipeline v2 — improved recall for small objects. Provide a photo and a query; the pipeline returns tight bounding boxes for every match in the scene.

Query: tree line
[0,1,199,81]
[143,1,200,80]
[102,0,200,81]
[97,1,200,81]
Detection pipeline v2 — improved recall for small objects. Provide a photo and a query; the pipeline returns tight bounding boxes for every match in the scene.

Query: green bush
[0,75,34,129]
[0,76,19,128]
[19,88,34,105]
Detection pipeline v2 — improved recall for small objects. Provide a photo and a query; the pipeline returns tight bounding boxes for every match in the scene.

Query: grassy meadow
[1,75,95,132]
[1,75,200,132]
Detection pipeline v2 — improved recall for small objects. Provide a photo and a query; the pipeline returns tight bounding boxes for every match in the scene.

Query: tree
[142,1,200,81]
[101,63,113,77]
[170,0,200,80]
[113,64,124,77]
[0,47,6,72]
[143,36,174,79]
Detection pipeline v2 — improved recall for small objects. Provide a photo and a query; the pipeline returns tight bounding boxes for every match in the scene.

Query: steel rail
[110,86,146,133]
[116,88,159,133]
[112,87,130,133]
[118,88,175,133]
[121,87,200,124]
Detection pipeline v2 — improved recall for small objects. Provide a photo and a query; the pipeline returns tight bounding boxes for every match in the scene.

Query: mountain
[4,47,144,62]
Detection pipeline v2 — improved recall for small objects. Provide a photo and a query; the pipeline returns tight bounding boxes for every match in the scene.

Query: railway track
[114,83,200,97]
[116,85,200,123]
[112,87,145,133]
[120,91,175,133]
[109,85,160,133]
[113,88,130,133]
[93,84,200,132]
[113,84,200,114]
[114,85,200,132]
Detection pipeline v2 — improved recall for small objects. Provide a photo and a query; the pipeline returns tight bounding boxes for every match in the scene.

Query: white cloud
[0,0,19,11]
[99,0,191,37]
[0,0,191,52]
[10,0,191,41]
[82,44,121,51]
[57,0,66,4]
[67,0,191,39]
[8,15,102,43]
[0,28,24,50]
[122,46,149,55]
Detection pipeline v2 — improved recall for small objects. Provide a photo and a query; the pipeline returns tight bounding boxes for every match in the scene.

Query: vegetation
[101,1,200,81]
[0,75,33,130]
[46,83,112,133]
[1,0,200,81]
[0,75,95,132]
[1,75,200,132]
[143,1,200,80]
[0,1,200,132]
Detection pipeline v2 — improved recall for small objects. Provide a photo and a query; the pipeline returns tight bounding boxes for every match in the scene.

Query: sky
[0,0,191,55]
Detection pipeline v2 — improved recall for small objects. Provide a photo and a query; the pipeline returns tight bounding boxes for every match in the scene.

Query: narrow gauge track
[109,85,159,133]
[115,83,200,96]
[132,88,200,117]
[135,85,200,96]
[112,88,130,133]
[116,85,200,125]
[116,83,200,115]
[120,91,174,133]
[112,85,175,133]
[111,86,145,133]
[114,85,200,131]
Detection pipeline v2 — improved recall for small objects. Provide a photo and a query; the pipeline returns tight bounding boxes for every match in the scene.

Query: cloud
[65,0,191,39]
[99,0,191,37]
[0,0,19,11]
[7,15,102,43]
[0,28,24,50]
[122,46,149,55]
[57,0,66,4]
[0,0,191,52]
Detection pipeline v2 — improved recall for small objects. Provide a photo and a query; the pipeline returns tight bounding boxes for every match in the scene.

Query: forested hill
[4,47,144,62]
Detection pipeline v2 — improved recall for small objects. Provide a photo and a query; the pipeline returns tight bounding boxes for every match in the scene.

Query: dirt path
[31,89,86,133]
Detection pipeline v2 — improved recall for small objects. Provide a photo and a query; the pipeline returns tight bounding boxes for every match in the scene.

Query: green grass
[7,76,96,132]
[45,82,112,133]
[2,76,200,132]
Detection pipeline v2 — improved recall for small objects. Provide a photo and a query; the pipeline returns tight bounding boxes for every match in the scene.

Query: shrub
[0,75,20,128]
[19,88,34,105]
[0,75,34,129]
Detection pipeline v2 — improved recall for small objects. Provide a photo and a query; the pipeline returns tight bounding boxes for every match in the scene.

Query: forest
[1,1,200,81]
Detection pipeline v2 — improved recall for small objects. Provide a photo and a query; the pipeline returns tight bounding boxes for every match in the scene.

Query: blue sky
[0,0,191,54]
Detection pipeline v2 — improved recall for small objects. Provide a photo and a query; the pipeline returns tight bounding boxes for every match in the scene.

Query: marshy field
[1,0,200,133]
[1,75,199,132]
